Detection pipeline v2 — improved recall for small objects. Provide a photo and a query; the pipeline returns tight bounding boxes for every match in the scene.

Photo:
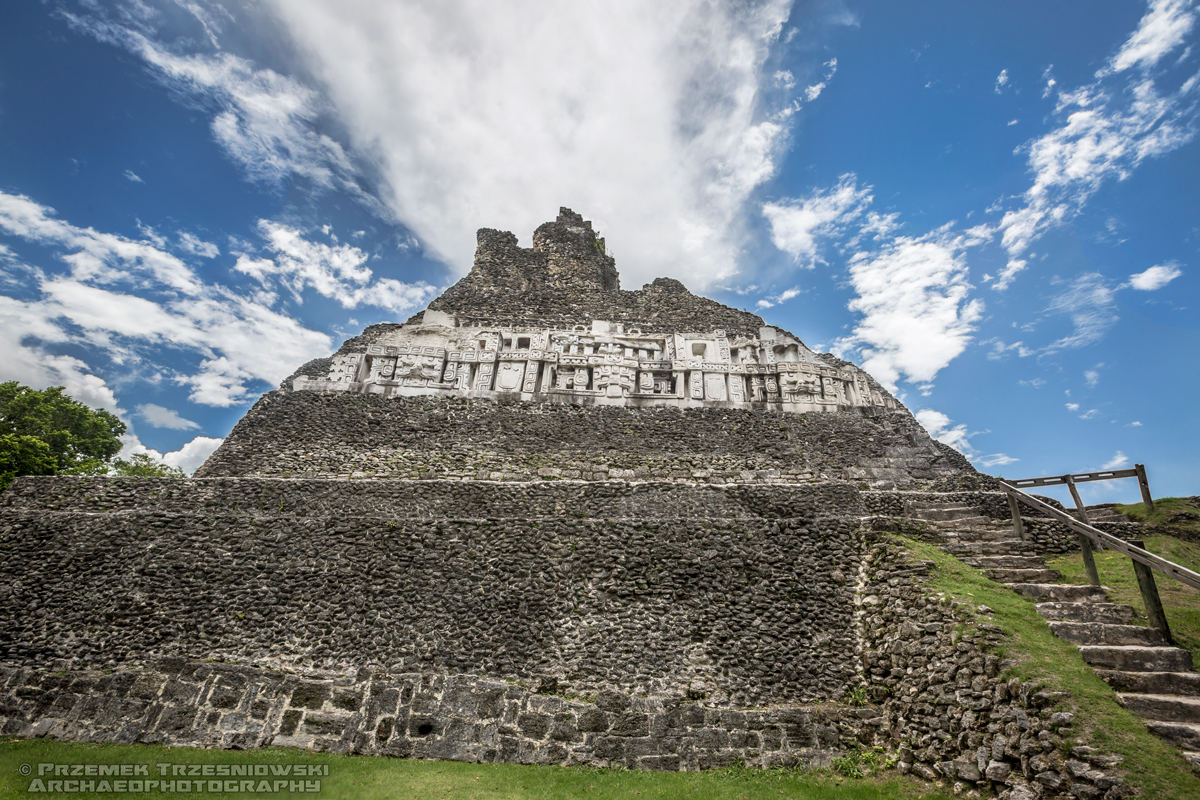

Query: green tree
[0,382,126,486]
[0,433,58,491]
[109,452,185,478]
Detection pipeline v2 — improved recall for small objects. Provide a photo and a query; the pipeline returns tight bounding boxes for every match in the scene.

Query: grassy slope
[899,536,1200,800]
[0,738,952,800]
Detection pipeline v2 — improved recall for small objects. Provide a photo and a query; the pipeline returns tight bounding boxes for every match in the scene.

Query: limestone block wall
[0,530,1138,796]
[194,392,973,487]
[0,661,851,771]
[0,477,865,520]
[0,484,866,707]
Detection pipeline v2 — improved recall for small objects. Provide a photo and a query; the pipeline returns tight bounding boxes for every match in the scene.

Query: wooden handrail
[1000,481,1200,592]
[1007,468,1139,488]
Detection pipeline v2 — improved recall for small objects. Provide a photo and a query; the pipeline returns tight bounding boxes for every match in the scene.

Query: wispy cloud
[1102,451,1129,469]
[123,169,144,183]
[236,221,437,313]
[1128,262,1183,289]
[762,174,872,269]
[0,190,332,406]
[994,0,1200,286]
[804,58,839,102]
[995,69,1009,94]
[136,402,200,430]
[1043,273,1118,353]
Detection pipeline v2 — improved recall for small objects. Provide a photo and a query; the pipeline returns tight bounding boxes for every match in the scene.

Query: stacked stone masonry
[0,513,1129,797]
[195,393,971,488]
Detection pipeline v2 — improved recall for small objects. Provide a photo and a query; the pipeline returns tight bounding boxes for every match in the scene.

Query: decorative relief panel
[297,321,894,411]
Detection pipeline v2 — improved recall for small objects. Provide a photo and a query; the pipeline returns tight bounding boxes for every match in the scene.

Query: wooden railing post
[1134,463,1155,514]
[1065,475,1101,586]
[1130,539,1173,645]
[1007,493,1026,541]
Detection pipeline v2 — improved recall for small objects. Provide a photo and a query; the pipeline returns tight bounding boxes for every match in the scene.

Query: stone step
[929,514,992,525]
[1079,646,1195,673]
[1011,583,1109,603]
[1185,751,1200,770]
[1095,670,1200,697]
[1048,621,1165,646]
[1036,602,1135,624]
[915,507,981,521]
[1144,721,1200,751]
[961,555,1048,569]
[945,541,1037,557]
[940,526,1027,541]
[1118,693,1200,724]
[986,567,1063,583]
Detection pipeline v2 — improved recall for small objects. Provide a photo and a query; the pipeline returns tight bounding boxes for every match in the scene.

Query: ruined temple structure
[10,208,1150,796]
[292,209,894,413]
[196,209,970,487]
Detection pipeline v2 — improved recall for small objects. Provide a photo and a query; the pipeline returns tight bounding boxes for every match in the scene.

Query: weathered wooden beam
[1134,463,1155,514]
[999,483,1200,591]
[1007,494,1026,541]
[1066,475,1101,585]
[1130,539,1173,645]
[1007,469,1138,489]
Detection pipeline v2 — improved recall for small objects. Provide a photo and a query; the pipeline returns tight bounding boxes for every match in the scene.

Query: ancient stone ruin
[0,209,1176,797]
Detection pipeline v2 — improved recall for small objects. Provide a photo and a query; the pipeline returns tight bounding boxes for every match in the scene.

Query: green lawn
[1045,532,1200,666]
[0,738,952,800]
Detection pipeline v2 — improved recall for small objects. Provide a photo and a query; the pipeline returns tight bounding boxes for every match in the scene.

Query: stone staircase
[906,497,1200,770]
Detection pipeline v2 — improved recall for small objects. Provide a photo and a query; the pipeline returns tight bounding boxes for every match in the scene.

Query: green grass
[1116,497,1200,539]
[0,739,951,800]
[898,536,1200,800]
[1045,533,1200,666]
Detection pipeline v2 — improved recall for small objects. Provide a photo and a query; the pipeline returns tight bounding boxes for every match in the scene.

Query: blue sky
[0,1,1196,504]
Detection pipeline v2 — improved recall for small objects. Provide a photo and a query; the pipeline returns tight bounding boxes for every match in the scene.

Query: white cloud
[995,69,1009,94]
[1079,408,1101,419]
[0,190,333,407]
[1102,0,1197,75]
[831,226,986,391]
[1066,402,1081,411]
[1084,368,1100,388]
[178,231,219,258]
[754,286,802,310]
[237,221,436,312]
[1008,118,1019,126]
[68,13,369,201]
[1128,262,1183,289]
[914,408,975,454]
[136,403,200,430]
[0,295,120,412]
[1129,420,1144,427]
[995,1,1200,279]
[163,436,223,474]
[804,58,839,102]
[1102,451,1129,469]
[1018,378,1045,387]
[239,0,799,287]
[1043,273,1118,353]
[989,258,1027,291]
[762,174,872,268]
[978,453,1019,468]
[0,191,203,294]
[118,433,224,476]
[124,169,144,183]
